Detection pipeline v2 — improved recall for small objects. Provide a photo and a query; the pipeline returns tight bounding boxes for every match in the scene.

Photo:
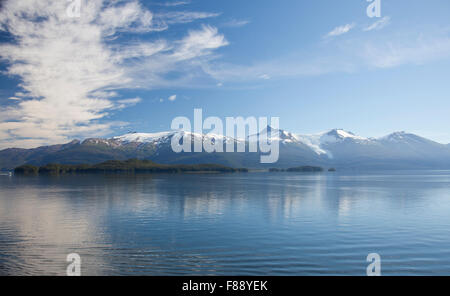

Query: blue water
[1,171,450,275]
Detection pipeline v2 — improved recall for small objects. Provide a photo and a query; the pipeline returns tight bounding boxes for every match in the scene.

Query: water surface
[1,171,450,275]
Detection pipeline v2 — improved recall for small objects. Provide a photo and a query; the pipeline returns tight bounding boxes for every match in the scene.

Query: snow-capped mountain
[295,129,372,157]
[107,128,373,155]
[113,131,175,144]
[312,129,369,144]
[1,127,450,170]
[112,130,240,146]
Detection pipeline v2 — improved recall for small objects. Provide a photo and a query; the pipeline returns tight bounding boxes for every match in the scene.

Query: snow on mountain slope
[378,131,437,144]
[245,127,370,157]
[102,128,448,163]
[375,131,450,159]
[112,131,239,146]
[319,129,368,143]
[294,134,329,156]
[113,132,174,143]
[248,126,297,142]
[293,129,371,157]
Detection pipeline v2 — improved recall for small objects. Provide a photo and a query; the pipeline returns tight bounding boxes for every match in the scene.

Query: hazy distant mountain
[1,128,450,170]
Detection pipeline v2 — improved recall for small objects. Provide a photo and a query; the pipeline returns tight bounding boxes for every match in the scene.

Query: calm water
[1,171,450,275]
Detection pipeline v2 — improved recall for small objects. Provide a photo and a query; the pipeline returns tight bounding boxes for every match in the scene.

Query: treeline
[269,166,336,172]
[14,159,248,175]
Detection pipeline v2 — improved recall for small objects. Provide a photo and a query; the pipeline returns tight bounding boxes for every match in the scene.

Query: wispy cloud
[201,54,356,84]
[174,25,228,60]
[222,19,250,28]
[361,34,450,68]
[115,97,142,109]
[0,0,225,148]
[156,1,190,7]
[325,23,355,38]
[364,16,391,32]
[202,28,450,83]
[156,11,220,25]
[168,95,177,101]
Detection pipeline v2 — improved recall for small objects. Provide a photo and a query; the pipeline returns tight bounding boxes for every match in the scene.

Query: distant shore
[14,159,249,175]
[13,160,340,176]
[269,166,336,172]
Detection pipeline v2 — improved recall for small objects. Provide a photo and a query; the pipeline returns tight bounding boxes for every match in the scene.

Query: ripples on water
[1,171,450,275]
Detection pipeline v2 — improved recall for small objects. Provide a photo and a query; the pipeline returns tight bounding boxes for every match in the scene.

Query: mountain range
[1,127,450,170]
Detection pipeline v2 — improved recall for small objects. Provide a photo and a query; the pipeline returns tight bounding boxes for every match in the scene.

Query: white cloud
[0,0,225,149]
[325,23,355,38]
[156,1,190,7]
[173,25,229,60]
[222,19,250,28]
[13,92,29,98]
[168,95,177,101]
[364,16,391,32]
[202,28,450,83]
[157,11,220,25]
[361,35,450,68]
[115,97,142,109]
[99,1,158,34]
[118,97,142,105]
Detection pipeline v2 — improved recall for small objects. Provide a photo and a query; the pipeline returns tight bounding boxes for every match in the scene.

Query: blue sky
[1,0,450,148]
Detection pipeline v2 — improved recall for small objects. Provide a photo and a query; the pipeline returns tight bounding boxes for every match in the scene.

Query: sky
[0,0,450,149]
